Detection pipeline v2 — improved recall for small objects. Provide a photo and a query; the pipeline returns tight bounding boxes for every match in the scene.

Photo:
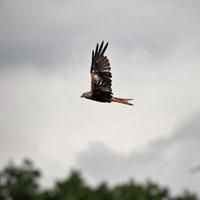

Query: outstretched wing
[90,41,113,102]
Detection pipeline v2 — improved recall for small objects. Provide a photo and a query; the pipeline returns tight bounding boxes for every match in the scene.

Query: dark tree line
[0,159,198,200]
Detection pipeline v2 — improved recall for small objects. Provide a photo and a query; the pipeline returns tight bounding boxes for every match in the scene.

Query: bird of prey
[81,41,133,106]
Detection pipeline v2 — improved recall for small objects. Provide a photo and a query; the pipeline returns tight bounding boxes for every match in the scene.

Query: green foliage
[172,190,198,200]
[0,159,40,200]
[53,170,93,200]
[0,159,198,200]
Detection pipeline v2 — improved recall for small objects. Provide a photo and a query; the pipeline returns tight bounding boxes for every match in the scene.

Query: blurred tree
[0,159,198,200]
[94,182,114,200]
[144,180,170,200]
[52,169,93,200]
[113,180,146,200]
[173,190,198,200]
[0,159,40,200]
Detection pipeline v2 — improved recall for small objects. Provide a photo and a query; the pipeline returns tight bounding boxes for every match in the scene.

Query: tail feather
[112,97,133,106]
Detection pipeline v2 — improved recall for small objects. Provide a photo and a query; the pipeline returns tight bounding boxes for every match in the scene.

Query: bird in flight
[81,41,133,106]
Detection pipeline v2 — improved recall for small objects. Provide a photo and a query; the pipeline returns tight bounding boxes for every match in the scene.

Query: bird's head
[81,91,92,99]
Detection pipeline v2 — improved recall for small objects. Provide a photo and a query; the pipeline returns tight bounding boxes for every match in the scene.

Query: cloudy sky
[1,0,200,195]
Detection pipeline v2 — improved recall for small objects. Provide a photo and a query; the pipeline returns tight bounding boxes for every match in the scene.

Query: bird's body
[81,41,133,106]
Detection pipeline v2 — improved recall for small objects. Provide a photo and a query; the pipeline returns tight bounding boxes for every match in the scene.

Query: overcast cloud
[0,0,200,195]
[77,113,200,194]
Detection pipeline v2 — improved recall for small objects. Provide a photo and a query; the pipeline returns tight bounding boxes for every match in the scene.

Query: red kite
[81,41,133,106]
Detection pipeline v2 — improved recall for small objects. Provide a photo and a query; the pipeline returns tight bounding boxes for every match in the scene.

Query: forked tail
[112,97,133,106]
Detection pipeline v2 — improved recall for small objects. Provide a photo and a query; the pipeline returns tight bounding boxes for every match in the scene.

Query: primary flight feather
[81,41,133,106]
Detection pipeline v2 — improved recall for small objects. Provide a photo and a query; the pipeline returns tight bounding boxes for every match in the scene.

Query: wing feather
[90,41,113,102]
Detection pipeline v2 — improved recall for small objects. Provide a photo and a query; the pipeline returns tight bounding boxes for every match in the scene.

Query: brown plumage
[81,41,133,106]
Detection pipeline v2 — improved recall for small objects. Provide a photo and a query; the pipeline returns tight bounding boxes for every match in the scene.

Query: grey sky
[0,0,200,195]
[77,113,200,194]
